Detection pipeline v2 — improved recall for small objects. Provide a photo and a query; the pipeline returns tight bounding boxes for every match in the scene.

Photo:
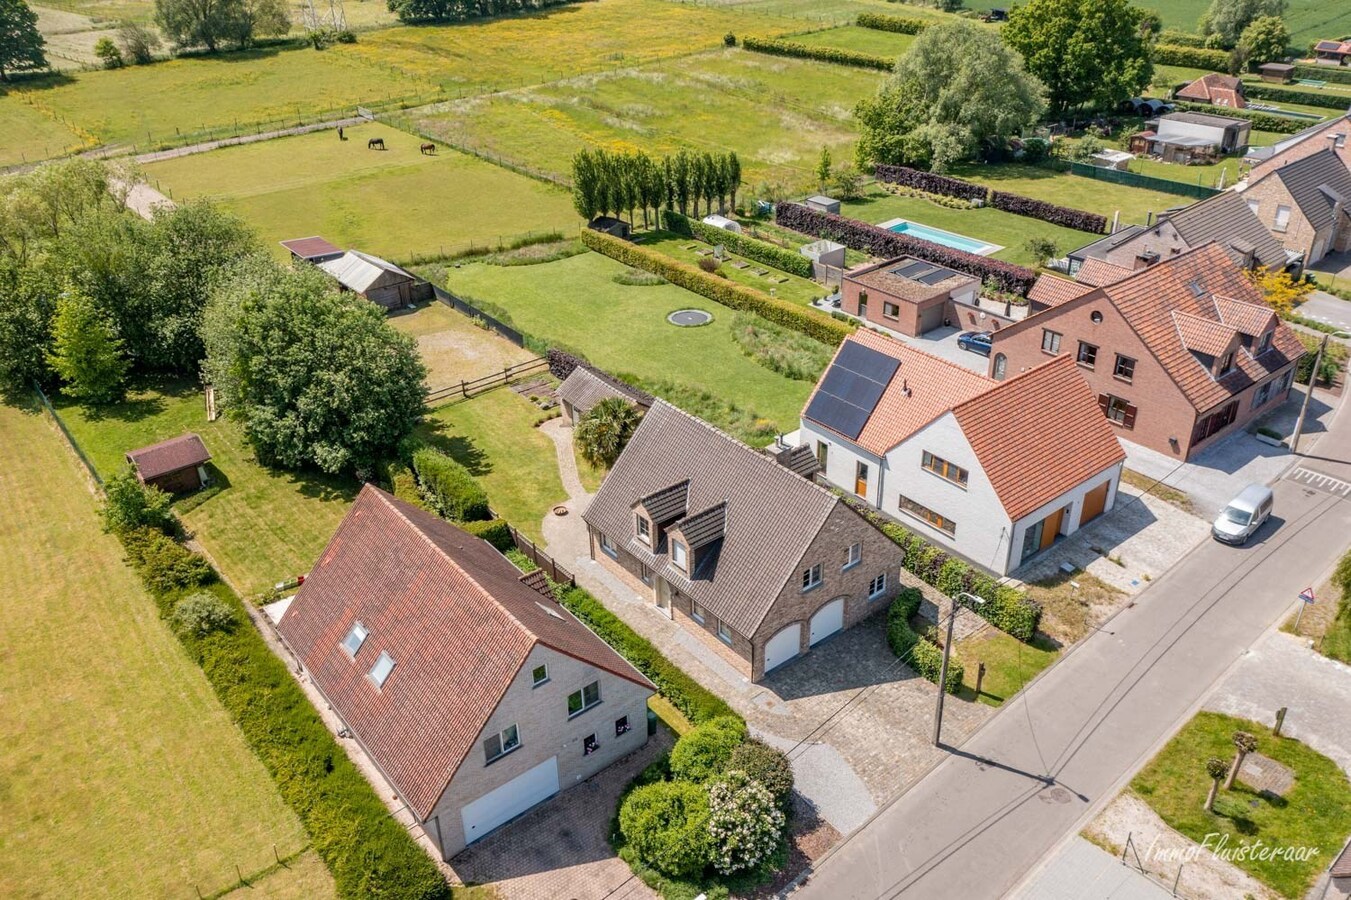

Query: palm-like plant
[575,397,642,469]
[1224,731,1258,790]
[1204,757,1227,812]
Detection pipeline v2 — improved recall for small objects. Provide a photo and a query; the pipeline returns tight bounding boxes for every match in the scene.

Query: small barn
[701,214,742,234]
[319,251,420,310]
[1258,62,1294,83]
[126,433,211,494]
[588,216,632,240]
[805,195,841,215]
[556,366,652,425]
[279,236,344,266]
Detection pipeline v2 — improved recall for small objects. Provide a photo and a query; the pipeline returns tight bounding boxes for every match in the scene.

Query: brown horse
[368,137,385,150]
[420,142,436,155]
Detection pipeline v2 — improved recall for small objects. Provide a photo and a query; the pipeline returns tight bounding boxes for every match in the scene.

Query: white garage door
[809,598,844,646]
[461,756,559,844]
[763,624,801,674]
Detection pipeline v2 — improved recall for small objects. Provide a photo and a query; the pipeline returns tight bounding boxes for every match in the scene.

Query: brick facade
[1240,175,1334,264]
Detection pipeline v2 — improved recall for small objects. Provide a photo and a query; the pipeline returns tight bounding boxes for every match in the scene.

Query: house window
[532,664,549,687]
[1252,381,1272,409]
[1192,400,1239,445]
[368,651,396,688]
[855,461,869,498]
[1218,351,1235,375]
[844,542,861,570]
[802,563,823,592]
[636,515,651,545]
[1041,329,1062,354]
[1280,370,1293,391]
[815,440,829,469]
[921,450,969,487]
[717,622,734,645]
[1076,341,1098,368]
[671,540,688,571]
[1113,354,1136,382]
[1098,394,1138,429]
[640,565,653,587]
[992,353,1007,380]
[568,680,601,718]
[868,573,887,599]
[1258,330,1272,353]
[858,291,869,317]
[583,734,599,756]
[882,301,900,319]
[598,533,618,559]
[691,601,707,624]
[615,715,631,737]
[1274,205,1291,232]
[341,621,369,657]
[483,724,520,764]
[1246,198,1260,215]
[898,494,956,536]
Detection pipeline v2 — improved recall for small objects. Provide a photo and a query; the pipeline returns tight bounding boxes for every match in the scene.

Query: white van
[1212,484,1274,545]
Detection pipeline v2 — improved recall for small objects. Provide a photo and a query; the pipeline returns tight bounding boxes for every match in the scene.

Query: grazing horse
[368,137,385,150]
[420,142,436,155]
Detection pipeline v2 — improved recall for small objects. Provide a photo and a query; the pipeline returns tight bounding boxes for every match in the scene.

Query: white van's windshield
[1222,506,1252,526]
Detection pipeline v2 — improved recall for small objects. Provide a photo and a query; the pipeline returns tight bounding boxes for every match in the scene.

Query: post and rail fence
[426,356,549,406]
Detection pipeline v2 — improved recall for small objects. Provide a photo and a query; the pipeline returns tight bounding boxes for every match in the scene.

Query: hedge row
[886,588,963,693]
[1245,82,1351,111]
[874,164,990,201]
[109,508,448,899]
[411,447,491,521]
[855,12,927,34]
[1152,44,1229,71]
[1292,64,1351,86]
[1171,101,1307,134]
[740,36,893,71]
[775,202,1038,295]
[580,228,855,345]
[989,191,1107,234]
[661,210,815,278]
[460,517,515,552]
[1157,29,1211,48]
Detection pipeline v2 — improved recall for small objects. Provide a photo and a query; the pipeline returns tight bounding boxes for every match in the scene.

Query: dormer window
[635,515,651,545]
[368,651,396,689]
[1258,330,1272,353]
[672,540,688,571]
[341,621,369,657]
[1219,351,1235,375]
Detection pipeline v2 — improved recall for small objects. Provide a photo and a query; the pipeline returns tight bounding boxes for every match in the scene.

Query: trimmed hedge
[1245,82,1351,111]
[411,447,490,522]
[662,210,815,278]
[886,588,962,693]
[1291,64,1351,86]
[989,191,1107,234]
[740,35,893,71]
[1157,29,1210,48]
[1153,44,1229,71]
[1171,101,1306,133]
[775,202,1038,295]
[855,12,927,34]
[669,716,748,783]
[580,228,854,346]
[461,517,515,552]
[874,164,990,201]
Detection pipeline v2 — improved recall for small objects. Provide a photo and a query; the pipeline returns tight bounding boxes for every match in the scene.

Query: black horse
[368,137,385,150]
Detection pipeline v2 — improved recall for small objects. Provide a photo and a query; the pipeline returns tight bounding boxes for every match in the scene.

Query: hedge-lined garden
[662,210,814,278]
[1170,101,1307,134]
[854,12,928,34]
[740,36,893,71]
[874,164,1107,234]
[1244,82,1351,111]
[1152,44,1228,71]
[874,164,989,201]
[1292,64,1351,85]
[774,202,1038,295]
[580,228,855,345]
[887,588,962,693]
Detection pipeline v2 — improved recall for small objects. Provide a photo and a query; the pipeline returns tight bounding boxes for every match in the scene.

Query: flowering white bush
[706,770,785,875]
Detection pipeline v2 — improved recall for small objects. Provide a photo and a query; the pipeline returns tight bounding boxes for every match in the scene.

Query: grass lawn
[575,442,608,493]
[700,0,964,27]
[1131,711,1351,898]
[411,47,882,191]
[949,162,1192,226]
[420,389,567,542]
[639,230,832,306]
[840,186,1094,267]
[146,121,578,262]
[0,401,328,899]
[955,631,1059,707]
[54,380,356,596]
[1025,570,1125,645]
[445,251,814,430]
[789,24,916,58]
[388,300,538,389]
[0,89,93,167]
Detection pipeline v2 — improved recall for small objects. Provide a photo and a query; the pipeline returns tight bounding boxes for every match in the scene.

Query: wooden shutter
[1122,403,1137,430]
[1098,394,1110,416]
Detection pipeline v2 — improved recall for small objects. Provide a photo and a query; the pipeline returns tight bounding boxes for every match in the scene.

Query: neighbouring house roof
[126,433,211,481]
[807,195,839,206]
[279,486,654,820]
[279,236,342,261]
[1160,111,1248,130]
[767,443,823,478]
[1175,73,1246,108]
[1068,225,1148,261]
[584,402,841,637]
[1255,149,1351,233]
[319,250,416,294]
[1028,274,1096,308]
[1076,257,1134,287]
[1247,113,1350,169]
[1333,838,1351,878]
[951,355,1125,522]
[1315,39,1351,55]
[847,256,975,303]
[556,367,650,417]
[1258,62,1293,73]
[1158,190,1289,270]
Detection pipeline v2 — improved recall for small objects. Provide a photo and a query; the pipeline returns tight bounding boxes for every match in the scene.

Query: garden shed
[587,216,631,240]
[126,433,211,494]
[319,250,422,310]
[805,195,841,215]
[800,239,846,279]
[279,236,344,265]
[556,366,652,424]
[1258,62,1294,83]
[701,214,741,233]
[1088,150,1134,171]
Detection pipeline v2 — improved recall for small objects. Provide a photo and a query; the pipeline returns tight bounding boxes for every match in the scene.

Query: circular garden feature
[667,309,713,327]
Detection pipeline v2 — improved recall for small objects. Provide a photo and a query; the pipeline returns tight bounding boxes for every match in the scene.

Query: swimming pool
[877,218,1002,256]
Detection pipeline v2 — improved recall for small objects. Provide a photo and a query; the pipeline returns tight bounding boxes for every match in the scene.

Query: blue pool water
[887,220,991,254]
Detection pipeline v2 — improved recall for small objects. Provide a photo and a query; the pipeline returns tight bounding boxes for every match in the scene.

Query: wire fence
[1062,161,1221,200]
[32,383,104,488]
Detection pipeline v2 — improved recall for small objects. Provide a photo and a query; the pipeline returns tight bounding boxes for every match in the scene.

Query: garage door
[763,624,801,674]
[1081,481,1110,525]
[809,598,844,646]
[461,756,559,844]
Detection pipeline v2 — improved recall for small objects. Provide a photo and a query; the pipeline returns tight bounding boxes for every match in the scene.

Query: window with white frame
[532,664,549,687]
[368,650,396,688]
[717,622,733,644]
[802,563,822,592]
[341,621,369,656]
[1274,205,1291,232]
[635,515,651,545]
[672,539,688,571]
[1041,329,1062,354]
[691,601,707,624]
[1246,197,1260,215]
[844,542,861,570]
[484,724,520,763]
[568,680,601,717]
[868,573,887,599]
[598,533,618,559]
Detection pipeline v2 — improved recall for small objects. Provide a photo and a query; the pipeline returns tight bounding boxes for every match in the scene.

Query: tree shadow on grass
[75,392,169,424]
[417,420,492,477]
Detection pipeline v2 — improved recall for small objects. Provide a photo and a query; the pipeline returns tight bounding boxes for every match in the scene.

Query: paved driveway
[808,300,991,373]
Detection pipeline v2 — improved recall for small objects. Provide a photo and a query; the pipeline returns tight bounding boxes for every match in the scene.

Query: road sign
[1294,587,1316,633]
[1299,587,1315,604]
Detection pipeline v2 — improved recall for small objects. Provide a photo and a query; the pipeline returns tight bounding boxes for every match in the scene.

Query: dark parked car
[957,331,993,356]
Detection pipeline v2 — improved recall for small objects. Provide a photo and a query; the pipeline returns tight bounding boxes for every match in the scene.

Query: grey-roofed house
[1066,225,1152,276]
[556,366,652,425]
[583,401,901,681]
[1241,149,1351,264]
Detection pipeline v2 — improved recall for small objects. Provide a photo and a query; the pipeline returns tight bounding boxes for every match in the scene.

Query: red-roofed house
[278,485,655,859]
[799,330,1125,574]
[126,433,211,493]
[1175,73,1247,109]
[988,243,1304,461]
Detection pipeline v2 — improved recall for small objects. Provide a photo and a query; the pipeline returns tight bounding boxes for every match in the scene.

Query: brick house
[279,485,655,859]
[842,256,984,336]
[583,401,901,682]
[125,433,211,494]
[1245,113,1350,175]
[988,243,1304,461]
[1238,149,1351,265]
[1175,73,1247,108]
[800,331,1124,575]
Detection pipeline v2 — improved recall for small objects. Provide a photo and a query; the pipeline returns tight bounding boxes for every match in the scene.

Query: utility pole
[1291,330,1351,453]
[933,591,984,747]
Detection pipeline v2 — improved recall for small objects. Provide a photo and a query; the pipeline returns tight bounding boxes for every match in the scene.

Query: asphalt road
[1298,291,1351,334]
[797,395,1351,900]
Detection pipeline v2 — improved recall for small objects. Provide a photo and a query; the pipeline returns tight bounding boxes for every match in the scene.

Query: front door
[1040,507,1065,551]
[657,583,673,619]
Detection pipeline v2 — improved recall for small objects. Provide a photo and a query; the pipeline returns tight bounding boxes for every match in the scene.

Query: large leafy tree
[0,0,45,81]
[0,259,57,395]
[46,284,129,405]
[855,20,1045,173]
[155,0,238,51]
[1002,0,1152,116]
[202,258,427,475]
[1199,0,1285,48]
[1237,15,1289,67]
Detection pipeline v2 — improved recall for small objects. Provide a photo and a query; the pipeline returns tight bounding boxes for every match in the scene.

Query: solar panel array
[804,341,901,440]
[888,258,961,287]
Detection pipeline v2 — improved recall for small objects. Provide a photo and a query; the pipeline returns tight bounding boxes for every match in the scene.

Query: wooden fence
[505,523,576,587]
[426,356,549,406]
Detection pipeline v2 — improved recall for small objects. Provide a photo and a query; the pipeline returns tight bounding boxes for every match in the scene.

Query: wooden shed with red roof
[125,433,211,494]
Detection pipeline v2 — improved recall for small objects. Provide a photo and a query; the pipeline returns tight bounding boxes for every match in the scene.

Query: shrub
[670,716,749,783]
[855,12,927,34]
[724,31,736,46]
[775,202,1037,295]
[707,771,785,875]
[728,739,794,808]
[547,346,590,381]
[1291,64,1351,86]
[1152,44,1229,71]
[94,36,123,68]
[411,448,490,521]
[989,191,1107,234]
[576,396,643,468]
[619,781,714,880]
[580,229,854,345]
[460,517,515,552]
[1157,29,1209,47]
[886,588,962,692]
[741,35,894,70]
[614,267,668,286]
[663,210,815,278]
[698,255,721,273]
[172,590,238,638]
[1244,82,1350,111]
[120,526,214,597]
[874,164,989,201]
[101,467,175,535]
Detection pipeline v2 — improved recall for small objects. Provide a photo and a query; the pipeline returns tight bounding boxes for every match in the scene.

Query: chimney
[902,379,912,398]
